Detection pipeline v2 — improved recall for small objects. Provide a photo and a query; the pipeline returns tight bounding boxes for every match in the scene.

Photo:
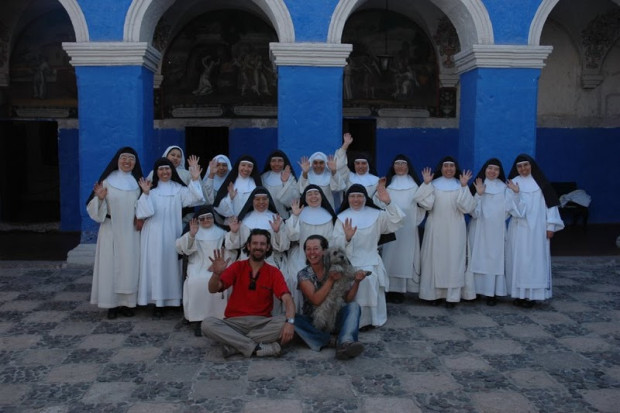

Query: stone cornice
[454,45,554,74]
[61,42,161,73]
[269,42,352,67]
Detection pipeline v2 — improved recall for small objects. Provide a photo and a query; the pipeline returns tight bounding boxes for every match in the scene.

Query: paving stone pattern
[0,257,619,412]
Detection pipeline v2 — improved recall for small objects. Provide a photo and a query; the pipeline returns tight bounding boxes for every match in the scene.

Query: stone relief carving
[581,9,620,70]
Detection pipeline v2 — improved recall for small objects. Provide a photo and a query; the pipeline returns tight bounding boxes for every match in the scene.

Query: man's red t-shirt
[219,260,290,318]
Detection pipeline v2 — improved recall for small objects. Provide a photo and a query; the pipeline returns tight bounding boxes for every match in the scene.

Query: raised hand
[343,217,357,242]
[421,167,433,184]
[189,218,199,237]
[209,247,230,274]
[353,270,369,282]
[187,155,202,180]
[281,165,291,183]
[460,169,473,187]
[506,179,519,193]
[342,133,353,150]
[93,182,107,200]
[208,157,218,178]
[269,214,282,233]
[327,154,337,174]
[227,181,237,200]
[473,177,486,195]
[291,198,303,216]
[298,156,310,176]
[138,177,152,194]
[228,216,240,233]
[376,177,391,204]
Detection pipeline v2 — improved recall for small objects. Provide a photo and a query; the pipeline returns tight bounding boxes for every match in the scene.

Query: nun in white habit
[213,155,262,220]
[417,156,476,308]
[335,133,380,198]
[261,150,299,219]
[136,157,205,315]
[333,183,405,328]
[466,158,523,306]
[87,147,143,319]
[505,154,564,307]
[298,151,345,209]
[147,145,191,184]
[286,184,338,311]
[202,154,231,205]
[374,154,426,303]
[176,205,232,335]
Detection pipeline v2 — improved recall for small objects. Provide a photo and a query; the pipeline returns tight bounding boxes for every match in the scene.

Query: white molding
[62,42,162,72]
[529,0,560,45]
[454,45,553,73]
[58,0,90,42]
[439,73,460,88]
[270,42,352,67]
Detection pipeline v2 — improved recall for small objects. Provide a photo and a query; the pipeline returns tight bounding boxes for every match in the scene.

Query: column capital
[62,42,161,73]
[454,44,553,74]
[269,42,352,67]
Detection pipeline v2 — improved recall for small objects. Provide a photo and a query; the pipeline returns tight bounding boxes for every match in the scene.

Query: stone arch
[529,0,620,45]
[328,0,494,49]
[124,0,295,44]
[57,0,89,42]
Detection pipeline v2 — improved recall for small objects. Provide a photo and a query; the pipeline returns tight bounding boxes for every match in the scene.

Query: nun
[213,155,262,220]
[375,154,426,304]
[226,187,289,270]
[136,156,205,316]
[335,133,380,198]
[286,184,338,310]
[86,147,143,319]
[298,151,345,209]
[261,150,299,219]
[333,183,405,328]
[466,158,522,306]
[202,154,232,205]
[505,154,564,307]
[417,156,476,308]
[176,205,232,335]
[147,145,191,184]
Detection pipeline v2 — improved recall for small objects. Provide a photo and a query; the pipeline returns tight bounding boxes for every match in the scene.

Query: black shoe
[513,298,525,307]
[193,322,202,337]
[336,341,364,360]
[521,300,535,308]
[153,307,164,318]
[119,307,135,317]
[359,325,375,332]
[431,299,442,306]
[107,308,118,320]
[445,301,456,309]
[486,297,498,306]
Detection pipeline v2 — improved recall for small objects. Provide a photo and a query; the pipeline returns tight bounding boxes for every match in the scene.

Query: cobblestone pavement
[1,257,619,412]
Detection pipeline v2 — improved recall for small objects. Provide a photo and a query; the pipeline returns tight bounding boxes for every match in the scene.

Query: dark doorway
[0,121,60,223]
[185,127,229,177]
[342,119,377,167]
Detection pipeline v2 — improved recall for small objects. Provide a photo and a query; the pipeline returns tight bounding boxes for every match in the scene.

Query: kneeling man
[202,228,295,357]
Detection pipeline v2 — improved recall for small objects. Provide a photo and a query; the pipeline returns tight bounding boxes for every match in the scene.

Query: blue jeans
[294,302,361,351]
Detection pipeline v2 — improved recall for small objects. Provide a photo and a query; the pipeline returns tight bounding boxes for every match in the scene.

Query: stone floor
[0,257,619,412]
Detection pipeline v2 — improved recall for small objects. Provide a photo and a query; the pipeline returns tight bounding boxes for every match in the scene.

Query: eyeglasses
[249,271,260,290]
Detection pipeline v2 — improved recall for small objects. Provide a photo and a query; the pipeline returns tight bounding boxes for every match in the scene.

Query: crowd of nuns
[87,135,564,335]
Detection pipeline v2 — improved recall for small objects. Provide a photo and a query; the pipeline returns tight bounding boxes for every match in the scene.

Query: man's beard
[249,249,266,262]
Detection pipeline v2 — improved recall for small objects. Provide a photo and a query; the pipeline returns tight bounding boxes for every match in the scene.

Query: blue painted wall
[277,66,344,176]
[537,128,620,223]
[78,0,132,41]
[375,128,459,176]
[229,127,278,172]
[285,0,339,41]
[482,0,541,44]
[58,128,81,231]
[459,68,540,175]
[75,65,154,239]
